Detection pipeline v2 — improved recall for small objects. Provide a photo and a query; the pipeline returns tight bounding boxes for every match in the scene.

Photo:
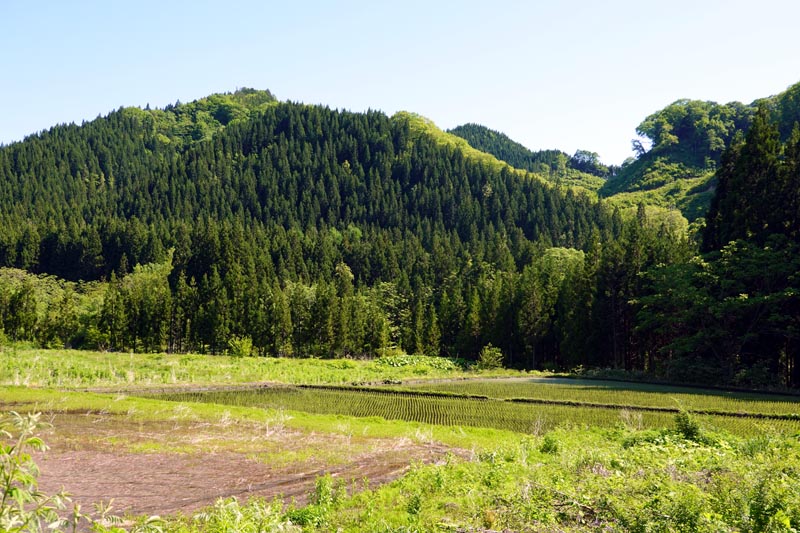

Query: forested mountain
[0,94,610,280]
[448,123,608,191]
[0,90,642,364]
[0,86,797,388]
[601,80,800,220]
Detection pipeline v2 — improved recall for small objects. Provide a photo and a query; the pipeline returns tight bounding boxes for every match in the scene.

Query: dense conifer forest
[0,85,798,388]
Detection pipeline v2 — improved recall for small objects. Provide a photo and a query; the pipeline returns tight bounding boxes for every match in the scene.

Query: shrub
[539,433,560,455]
[285,474,344,528]
[193,497,299,532]
[476,344,504,370]
[228,336,253,358]
[376,354,461,371]
[674,410,702,442]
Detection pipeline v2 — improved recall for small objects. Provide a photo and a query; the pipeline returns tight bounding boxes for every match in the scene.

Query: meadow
[2,348,800,532]
[0,346,518,388]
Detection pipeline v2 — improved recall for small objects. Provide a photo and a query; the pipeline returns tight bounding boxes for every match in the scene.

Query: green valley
[1,78,800,532]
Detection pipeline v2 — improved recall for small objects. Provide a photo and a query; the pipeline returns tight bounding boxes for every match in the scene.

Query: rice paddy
[146,380,800,437]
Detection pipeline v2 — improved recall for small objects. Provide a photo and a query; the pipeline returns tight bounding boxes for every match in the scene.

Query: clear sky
[2,0,799,164]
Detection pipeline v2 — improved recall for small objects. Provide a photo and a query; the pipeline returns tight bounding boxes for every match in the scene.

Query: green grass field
[0,346,519,388]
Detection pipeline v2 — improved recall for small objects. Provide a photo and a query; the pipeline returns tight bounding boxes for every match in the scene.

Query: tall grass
[0,347,518,389]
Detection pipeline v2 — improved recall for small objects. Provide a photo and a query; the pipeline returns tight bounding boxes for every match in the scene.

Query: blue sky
[2,0,799,163]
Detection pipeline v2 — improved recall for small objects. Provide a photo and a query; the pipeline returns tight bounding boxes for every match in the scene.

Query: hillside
[0,96,610,280]
[443,121,717,219]
[448,123,607,191]
[600,80,800,219]
[0,92,641,367]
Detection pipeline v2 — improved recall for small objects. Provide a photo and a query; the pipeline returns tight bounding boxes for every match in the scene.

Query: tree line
[0,204,687,370]
[638,109,800,387]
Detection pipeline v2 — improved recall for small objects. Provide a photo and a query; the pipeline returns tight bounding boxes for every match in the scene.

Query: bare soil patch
[34,412,460,519]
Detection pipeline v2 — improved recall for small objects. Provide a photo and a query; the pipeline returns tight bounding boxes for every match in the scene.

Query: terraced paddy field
[145,379,800,437]
[397,377,800,416]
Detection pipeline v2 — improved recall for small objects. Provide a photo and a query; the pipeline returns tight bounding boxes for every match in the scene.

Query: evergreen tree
[703,108,782,250]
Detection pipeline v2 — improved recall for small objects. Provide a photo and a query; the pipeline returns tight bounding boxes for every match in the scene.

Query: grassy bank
[0,346,521,389]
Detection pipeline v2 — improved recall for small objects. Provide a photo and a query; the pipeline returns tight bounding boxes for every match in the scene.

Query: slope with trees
[637,108,800,387]
[448,123,608,191]
[0,92,641,366]
[601,80,800,220]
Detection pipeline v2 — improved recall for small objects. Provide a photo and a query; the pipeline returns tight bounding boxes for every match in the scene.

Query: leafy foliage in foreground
[0,410,298,533]
[4,385,800,532]
[335,425,800,532]
[0,412,73,533]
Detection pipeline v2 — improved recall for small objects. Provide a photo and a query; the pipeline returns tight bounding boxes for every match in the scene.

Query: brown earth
[33,411,463,522]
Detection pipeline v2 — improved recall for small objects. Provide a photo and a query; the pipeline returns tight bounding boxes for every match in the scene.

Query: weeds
[193,498,298,533]
[0,411,73,533]
[539,433,560,454]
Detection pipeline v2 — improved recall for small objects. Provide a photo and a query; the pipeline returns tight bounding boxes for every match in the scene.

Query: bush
[674,410,703,442]
[1,412,138,533]
[194,497,299,532]
[539,433,559,455]
[285,474,344,528]
[376,354,461,371]
[476,344,504,370]
[228,336,253,358]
